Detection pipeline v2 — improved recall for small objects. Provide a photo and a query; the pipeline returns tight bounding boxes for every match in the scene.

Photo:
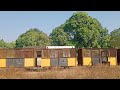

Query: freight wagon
[78,48,117,66]
[0,46,120,68]
[41,46,77,67]
[0,46,77,68]
[0,48,39,68]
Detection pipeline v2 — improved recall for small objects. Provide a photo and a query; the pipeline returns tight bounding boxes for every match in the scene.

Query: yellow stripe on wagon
[68,58,77,66]
[108,57,117,65]
[24,58,35,67]
[83,57,92,65]
[41,59,50,67]
[0,59,6,67]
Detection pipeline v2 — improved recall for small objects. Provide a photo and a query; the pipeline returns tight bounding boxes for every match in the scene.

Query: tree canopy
[0,39,16,48]
[110,28,120,48]
[0,39,6,48]
[50,26,73,46]
[50,12,110,48]
[15,28,51,48]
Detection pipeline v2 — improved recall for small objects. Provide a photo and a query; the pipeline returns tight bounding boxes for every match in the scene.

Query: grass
[0,65,120,79]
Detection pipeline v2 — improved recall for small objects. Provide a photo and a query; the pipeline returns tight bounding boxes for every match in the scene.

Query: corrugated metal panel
[91,50,100,58]
[42,49,50,58]
[84,49,91,57]
[0,48,42,59]
[108,49,116,57]
[101,50,108,57]
[59,58,68,66]
[0,49,6,58]
[59,49,70,58]
[70,49,76,58]
[6,59,13,67]
[50,58,58,66]
[6,49,15,58]
[14,58,24,67]
[22,48,34,58]
[63,49,70,57]
[15,50,24,58]
[6,58,24,67]
[50,58,68,67]
[50,50,58,58]
[92,58,100,65]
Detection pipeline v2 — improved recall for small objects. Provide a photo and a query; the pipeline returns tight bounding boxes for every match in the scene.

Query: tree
[5,41,16,48]
[110,28,120,48]
[50,26,72,46]
[64,12,110,48]
[0,39,6,48]
[0,39,16,48]
[98,28,110,48]
[50,11,110,48]
[16,28,51,48]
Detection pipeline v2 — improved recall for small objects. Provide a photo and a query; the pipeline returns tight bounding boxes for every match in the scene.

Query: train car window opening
[50,50,58,58]
[42,50,47,58]
[63,49,70,58]
[42,49,50,59]
[59,50,63,58]
[101,51,108,57]
[63,50,68,57]
[37,51,41,57]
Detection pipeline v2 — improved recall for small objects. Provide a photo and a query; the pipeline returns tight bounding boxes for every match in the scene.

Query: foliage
[110,28,120,48]
[50,26,72,46]
[0,39,15,48]
[16,28,51,48]
[5,41,16,49]
[50,12,110,48]
[0,39,6,48]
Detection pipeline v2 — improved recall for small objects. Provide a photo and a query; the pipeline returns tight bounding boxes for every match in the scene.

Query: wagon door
[91,49,100,65]
[37,50,42,67]
[6,58,24,67]
[117,49,120,65]
[100,51,108,64]
[50,49,59,67]
[13,58,24,67]
[58,49,68,66]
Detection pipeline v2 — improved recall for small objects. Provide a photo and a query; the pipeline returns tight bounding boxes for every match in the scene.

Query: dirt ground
[0,65,120,79]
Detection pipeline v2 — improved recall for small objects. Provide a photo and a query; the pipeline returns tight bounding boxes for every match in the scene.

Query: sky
[0,11,120,42]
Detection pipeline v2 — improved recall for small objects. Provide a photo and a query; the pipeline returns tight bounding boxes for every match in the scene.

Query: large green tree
[16,28,51,48]
[50,12,110,48]
[110,28,120,48]
[0,39,6,48]
[50,26,72,46]
[0,39,16,48]
[5,41,16,48]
